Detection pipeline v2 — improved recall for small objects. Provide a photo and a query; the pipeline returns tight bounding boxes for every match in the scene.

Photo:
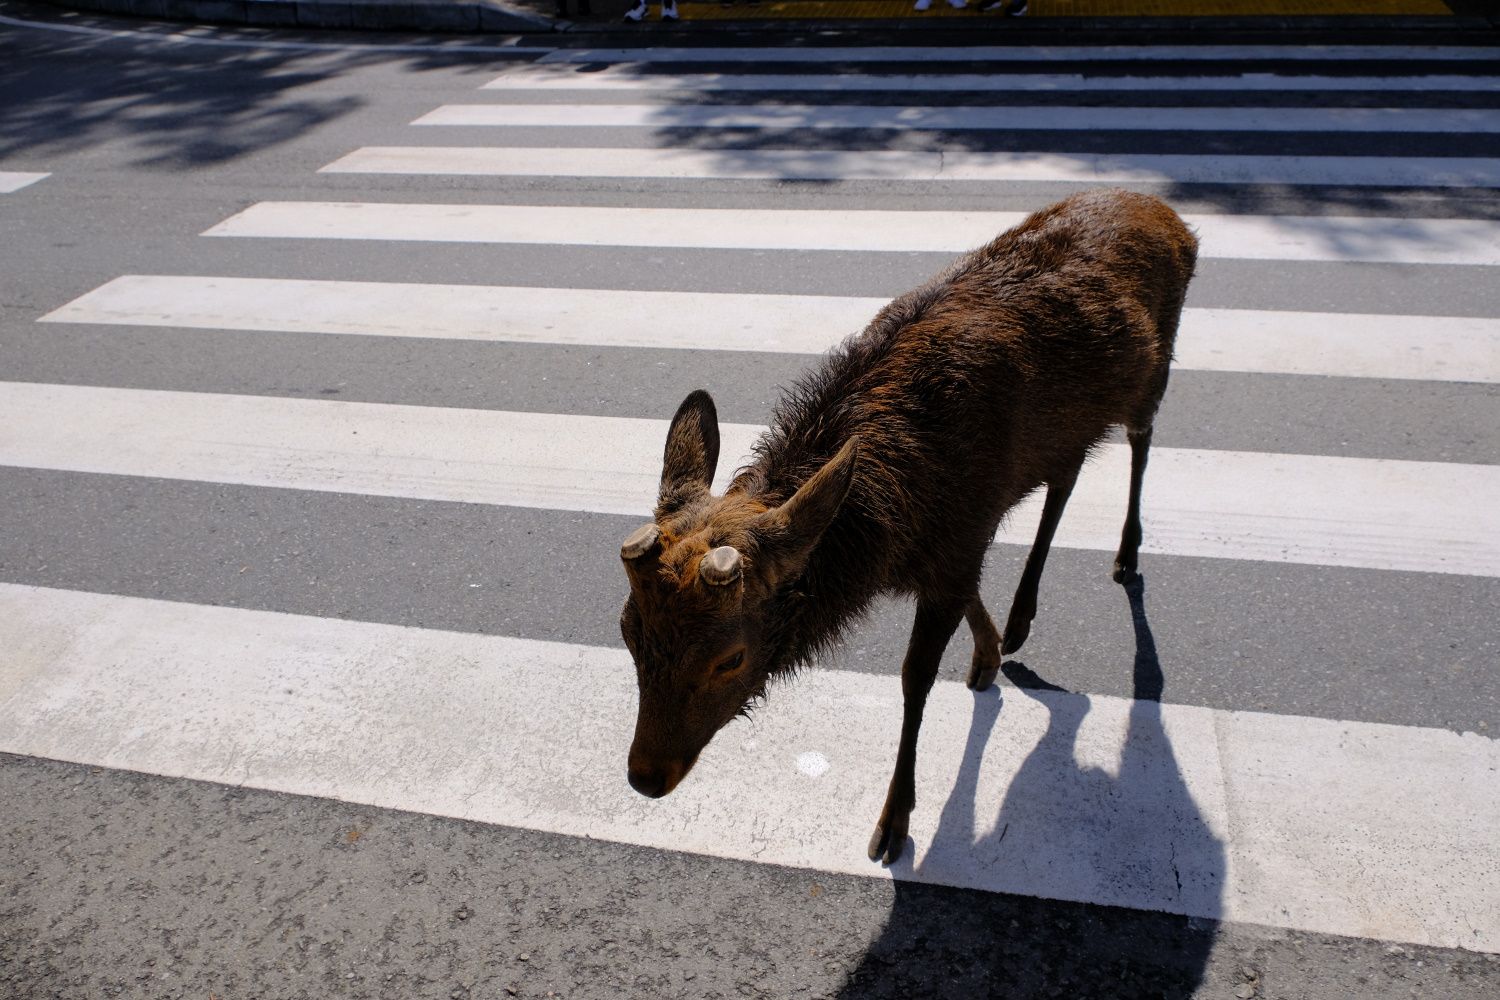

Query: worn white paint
[319,146,1500,189]
[2,381,1496,576]
[41,275,1500,384]
[202,202,1500,267]
[797,752,831,779]
[1,583,1495,951]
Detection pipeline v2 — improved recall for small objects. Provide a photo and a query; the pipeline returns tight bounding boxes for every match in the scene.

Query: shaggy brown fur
[619,189,1198,863]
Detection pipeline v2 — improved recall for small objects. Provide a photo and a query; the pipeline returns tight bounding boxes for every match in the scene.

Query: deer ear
[756,436,860,561]
[658,390,720,514]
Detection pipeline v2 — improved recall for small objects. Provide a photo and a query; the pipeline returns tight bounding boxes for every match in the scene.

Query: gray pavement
[2,6,1499,998]
[7,753,1500,1000]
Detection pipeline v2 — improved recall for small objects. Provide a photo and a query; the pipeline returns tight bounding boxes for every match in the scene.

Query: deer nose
[627,765,670,798]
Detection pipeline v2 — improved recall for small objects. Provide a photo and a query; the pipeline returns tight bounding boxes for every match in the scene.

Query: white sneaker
[913,0,931,9]
[662,0,678,16]
[623,0,646,19]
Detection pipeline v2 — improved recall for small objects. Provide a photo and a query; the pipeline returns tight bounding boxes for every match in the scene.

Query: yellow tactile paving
[679,0,1453,18]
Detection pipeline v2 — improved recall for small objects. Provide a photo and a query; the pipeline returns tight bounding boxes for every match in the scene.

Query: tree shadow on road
[0,5,531,168]
[835,575,1224,999]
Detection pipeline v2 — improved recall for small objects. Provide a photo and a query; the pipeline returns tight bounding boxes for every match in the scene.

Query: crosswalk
[4,36,1499,964]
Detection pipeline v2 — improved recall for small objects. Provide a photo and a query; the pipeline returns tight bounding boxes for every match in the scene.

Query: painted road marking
[0,172,49,194]
[535,45,1500,64]
[203,202,1500,267]
[2,381,1496,577]
[483,68,1500,93]
[1,583,1494,951]
[41,275,1500,384]
[39,276,889,356]
[413,102,1500,134]
[320,145,1500,189]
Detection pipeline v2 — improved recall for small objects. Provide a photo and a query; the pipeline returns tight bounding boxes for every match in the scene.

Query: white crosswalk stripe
[321,146,1500,188]
[481,68,1500,93]
[42,275,1500,383]
[203,202,1500,265]
[10,36,1500,962]
[413,102,1500,133]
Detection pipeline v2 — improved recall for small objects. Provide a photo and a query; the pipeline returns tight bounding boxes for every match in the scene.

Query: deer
[617,189,1198,864]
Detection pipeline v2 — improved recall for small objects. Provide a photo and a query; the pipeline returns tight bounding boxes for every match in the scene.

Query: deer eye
[713,650,745,675]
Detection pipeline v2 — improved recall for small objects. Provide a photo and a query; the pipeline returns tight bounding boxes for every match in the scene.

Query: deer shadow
[835,575,1224,999]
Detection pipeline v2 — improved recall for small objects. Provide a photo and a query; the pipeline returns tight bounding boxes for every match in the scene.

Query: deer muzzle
[626,746,700,799]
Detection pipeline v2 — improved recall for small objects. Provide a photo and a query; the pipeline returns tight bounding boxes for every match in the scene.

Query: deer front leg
[869,596,966,865]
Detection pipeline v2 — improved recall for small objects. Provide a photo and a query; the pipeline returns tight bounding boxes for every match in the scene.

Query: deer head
[619,390,860,798]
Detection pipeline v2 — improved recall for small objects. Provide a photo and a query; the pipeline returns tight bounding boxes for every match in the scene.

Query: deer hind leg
[964,596,1002,692]
[1113,424,1153,583]
[1001,466,1081,657]
[869,595,967,866]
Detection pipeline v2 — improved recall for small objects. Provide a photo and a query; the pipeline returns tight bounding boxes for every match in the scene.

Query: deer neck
[753,462,900,675]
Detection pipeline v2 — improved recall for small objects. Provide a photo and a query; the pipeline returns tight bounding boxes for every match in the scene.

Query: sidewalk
[32,0,1499,40]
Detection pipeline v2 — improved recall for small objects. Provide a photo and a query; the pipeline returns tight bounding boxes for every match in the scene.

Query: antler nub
[621,523,663,561]
[699,546,743,586]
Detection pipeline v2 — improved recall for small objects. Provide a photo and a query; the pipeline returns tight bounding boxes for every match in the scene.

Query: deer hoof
[1000,618,1031,656]
[867,808,911,865]
[966,652,1000,691]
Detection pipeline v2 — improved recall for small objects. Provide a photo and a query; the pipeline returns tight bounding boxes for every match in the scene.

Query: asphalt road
[2,7,1498,999]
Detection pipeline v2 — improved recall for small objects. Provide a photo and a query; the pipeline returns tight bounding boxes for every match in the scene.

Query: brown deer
[618,189,1198,864]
